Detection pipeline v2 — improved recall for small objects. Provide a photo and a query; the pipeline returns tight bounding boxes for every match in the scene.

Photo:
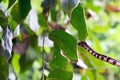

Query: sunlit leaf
[96,73,105,80]
[12,53,20,74]
[71,3,88,41]
[50,43,68,69]
[81,71,94,80]
[49,30,77,60]
[48,69,73,80]
[85,2,102,13]
[9,18,17,31]
[81,75,88,80]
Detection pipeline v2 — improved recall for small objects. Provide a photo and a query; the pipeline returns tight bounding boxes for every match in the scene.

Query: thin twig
[42,0,52,80]
[42,34,45,80]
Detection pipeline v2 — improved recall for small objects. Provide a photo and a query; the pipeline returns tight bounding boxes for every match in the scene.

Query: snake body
[78,41,120,67]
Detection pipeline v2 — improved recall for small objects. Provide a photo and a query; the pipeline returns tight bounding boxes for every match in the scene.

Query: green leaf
[38,13,47,27]
[19,46,36,73]
[12,53,20,74]
[49,30,77,60]
[7,0,16,9]
[18,0,31,19]
[96,73,105,80]
[0,9,8,29]
[61,0,79,16]
[48,69,73,80]
[51,7,57,21]
[11,0,31,23]
[81,75,88,80]
[0,55,9,80]
[71,3,88,41]
[11,3,21,23]
[81,71,94,80]
[50,43,68,69]
[9,18,17,31]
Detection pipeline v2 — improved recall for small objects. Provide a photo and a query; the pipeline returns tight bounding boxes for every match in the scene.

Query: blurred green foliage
[0,0,120,80]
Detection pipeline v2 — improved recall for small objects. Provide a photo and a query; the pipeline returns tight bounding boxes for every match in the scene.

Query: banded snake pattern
[78,41,120,67]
